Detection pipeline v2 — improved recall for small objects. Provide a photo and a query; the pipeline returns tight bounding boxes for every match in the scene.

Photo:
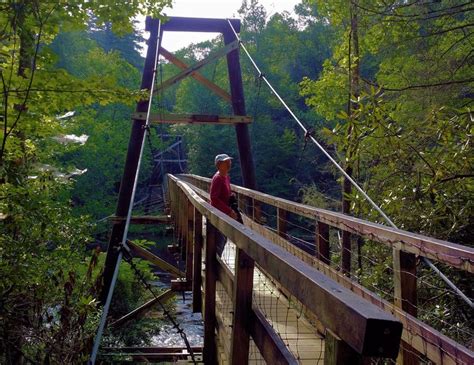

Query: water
[150,291,204,347]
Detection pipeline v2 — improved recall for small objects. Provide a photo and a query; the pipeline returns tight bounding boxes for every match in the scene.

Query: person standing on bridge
[210,154,239,256]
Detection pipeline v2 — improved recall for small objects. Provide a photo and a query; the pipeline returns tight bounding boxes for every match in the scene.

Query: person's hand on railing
[229,194,243,223]
[230,210,239,220]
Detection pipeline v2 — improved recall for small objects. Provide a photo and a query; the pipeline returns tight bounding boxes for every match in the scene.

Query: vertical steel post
[223,30,257,192]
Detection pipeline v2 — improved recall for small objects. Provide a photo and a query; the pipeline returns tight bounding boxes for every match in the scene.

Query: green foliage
[0,1,170,362]
[44,24,150,220]
[300,59,347,121]
[0,175,101,363]
[363,101,472,242]
[300,183,340,211]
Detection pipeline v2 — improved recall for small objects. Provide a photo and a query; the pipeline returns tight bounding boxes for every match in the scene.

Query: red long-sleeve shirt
[210,172,232,215]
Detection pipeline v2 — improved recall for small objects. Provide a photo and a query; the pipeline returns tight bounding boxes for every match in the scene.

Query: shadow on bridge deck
[214,240,325,364]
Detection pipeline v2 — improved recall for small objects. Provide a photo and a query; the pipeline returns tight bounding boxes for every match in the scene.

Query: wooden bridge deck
[214,240,325,364]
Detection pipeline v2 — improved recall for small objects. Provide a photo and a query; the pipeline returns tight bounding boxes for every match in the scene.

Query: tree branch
[1,72,8,151]
[352,0,472,21]
[0,4,57,163]
[361,76,474,92]
[453,50,473,76]
[437,174,474,184]
[2,23,42,139]
[418,23,474,38]
[440,32,474,58]
[1,88,137,95]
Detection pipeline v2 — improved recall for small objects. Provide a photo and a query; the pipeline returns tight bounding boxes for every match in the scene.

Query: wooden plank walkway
[214,239,325,364]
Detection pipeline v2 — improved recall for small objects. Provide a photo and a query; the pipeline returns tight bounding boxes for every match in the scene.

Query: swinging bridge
[90,17,474,365]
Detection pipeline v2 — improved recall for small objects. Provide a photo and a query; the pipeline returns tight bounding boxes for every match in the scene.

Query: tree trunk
[341,0,360,276]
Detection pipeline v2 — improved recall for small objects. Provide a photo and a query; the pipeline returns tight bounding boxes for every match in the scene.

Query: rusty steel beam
[160,16,240,33]
[223,29,257,192]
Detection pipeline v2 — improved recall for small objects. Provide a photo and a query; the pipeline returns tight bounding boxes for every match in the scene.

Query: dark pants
[216,231,226,257]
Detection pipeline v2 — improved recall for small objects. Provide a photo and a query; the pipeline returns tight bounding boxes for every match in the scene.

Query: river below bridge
[151,280,204,348]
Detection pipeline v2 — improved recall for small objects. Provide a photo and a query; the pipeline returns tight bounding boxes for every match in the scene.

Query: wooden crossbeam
[99,349,202,362]
[127,240,184,278]
[153,40,239,94]
[110,289,175,328]
[110,215,172,225]
[132,112,251,125]
[100,346,203,361]
[160,47,231,103]
[170,278,192,291]
[102,347,203,354]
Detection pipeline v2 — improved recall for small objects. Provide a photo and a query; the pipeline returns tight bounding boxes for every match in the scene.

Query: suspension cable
[226,19,473,309]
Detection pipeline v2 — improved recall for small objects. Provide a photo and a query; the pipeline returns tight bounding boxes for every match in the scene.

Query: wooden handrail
[179,174,474,273]
[168,174,402,358]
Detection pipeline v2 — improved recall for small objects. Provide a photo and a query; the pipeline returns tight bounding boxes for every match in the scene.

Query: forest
[0,0,473,363]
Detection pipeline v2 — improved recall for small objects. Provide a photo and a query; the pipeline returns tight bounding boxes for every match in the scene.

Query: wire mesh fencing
[216,238,324,364]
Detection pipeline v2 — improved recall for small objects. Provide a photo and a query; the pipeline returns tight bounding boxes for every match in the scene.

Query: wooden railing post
[192,208,203,313]
[251,198,256,220]
[238,193,245,212]
[394,249,418,365]
[183,190,187,236]
[317,222,330,265]
[253,199,262,223]
[186,200,194,282]
[165,174,171,208]
[341,230,351,276]
[204,222,218,365]
[167,176,174,216]
[230,249,254,365]
[169,177,174,216]
[176,187,182,248]
[180,189,187,262]
[324,331,363,365]
[277,208,287,238]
